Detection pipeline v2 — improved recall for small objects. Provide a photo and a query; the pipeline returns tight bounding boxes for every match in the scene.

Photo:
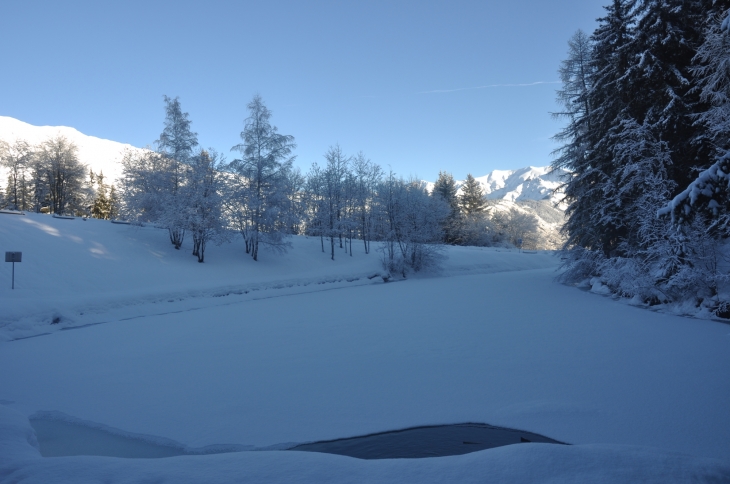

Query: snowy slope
[0,212,729,482]
[0,116,147,184]
[0,213,557,341]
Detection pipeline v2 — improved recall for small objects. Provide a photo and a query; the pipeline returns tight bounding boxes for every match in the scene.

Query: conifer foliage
[554,1,730,311]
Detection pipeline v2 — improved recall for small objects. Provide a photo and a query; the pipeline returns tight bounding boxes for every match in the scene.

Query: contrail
[418,81,560,94]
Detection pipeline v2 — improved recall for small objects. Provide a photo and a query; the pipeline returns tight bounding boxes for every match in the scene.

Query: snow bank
[1,404,727,484]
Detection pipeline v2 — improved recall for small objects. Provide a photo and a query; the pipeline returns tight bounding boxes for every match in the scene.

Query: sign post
[5,252,22,289]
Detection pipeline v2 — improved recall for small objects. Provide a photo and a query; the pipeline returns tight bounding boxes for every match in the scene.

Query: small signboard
[5,252,21,263]
[5,252,21,289]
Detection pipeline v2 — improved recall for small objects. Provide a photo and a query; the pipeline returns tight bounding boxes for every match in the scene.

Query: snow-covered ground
[1,213,729,483]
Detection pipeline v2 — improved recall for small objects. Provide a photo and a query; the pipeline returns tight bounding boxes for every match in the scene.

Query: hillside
[0,116,147,184]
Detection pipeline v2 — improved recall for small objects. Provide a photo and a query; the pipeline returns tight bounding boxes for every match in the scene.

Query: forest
[552,0,730,313]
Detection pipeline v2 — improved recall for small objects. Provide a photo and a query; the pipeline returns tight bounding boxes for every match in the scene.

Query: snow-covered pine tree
[228,95,297,261]
[431,171,461,243]
[561,0,636,259]
[626,0,711,193]
[661,7,730,234]
[91,171,112,219]
[459,174,487,216]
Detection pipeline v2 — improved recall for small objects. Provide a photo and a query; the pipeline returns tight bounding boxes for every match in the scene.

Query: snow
[422,166,569,206]
[0,116,148,184]
[1,213,729,482]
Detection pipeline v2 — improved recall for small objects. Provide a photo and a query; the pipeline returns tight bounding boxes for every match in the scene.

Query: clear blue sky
[1,0,604,181]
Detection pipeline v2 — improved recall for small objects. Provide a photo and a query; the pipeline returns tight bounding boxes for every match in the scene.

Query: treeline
[0,137,117,218]
[553,1,730,311]
[117,95,542,270]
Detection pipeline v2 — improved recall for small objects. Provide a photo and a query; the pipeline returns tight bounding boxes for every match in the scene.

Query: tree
[319,144,350,261]
[351,152,382,254]
[551,29,594,176]
[155,95,199,249]
[431,171,461,243]
[184,149,224,263]
[662,7,730,234]
[90,170,113,219]
[562,0,637,257]
[0,139,34,211]
[626,0,710,193]
[35,136,87,215]
[459,174,487,215]
[378,174,448,276]
[120,149,176,224]
[227,94,297,261]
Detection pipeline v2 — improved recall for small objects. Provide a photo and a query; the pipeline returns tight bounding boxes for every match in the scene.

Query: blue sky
[1,1,604,181]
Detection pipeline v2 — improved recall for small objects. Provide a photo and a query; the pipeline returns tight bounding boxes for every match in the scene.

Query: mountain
[425,166,568,206]
[426,166,569,249]
[0,116,147,183]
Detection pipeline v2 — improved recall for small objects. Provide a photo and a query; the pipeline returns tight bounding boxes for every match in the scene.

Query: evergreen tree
[554,0,638,258]
[431,171,461,243]
[551,29,594,174]
[459,174,486,216]
[91,171,112,219]
[627,0,711,192]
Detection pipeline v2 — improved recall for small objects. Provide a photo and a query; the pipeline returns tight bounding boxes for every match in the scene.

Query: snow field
[1,212,729,482]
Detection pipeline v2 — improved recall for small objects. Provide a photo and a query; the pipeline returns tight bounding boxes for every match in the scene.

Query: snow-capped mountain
[425,167,569,249]
[425,166,568,206]
[0,116,147,184]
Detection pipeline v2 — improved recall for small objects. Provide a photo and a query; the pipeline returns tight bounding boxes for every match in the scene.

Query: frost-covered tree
[155,95,199,249]
[378,174,448,276]
[351,152,382,254]
[35,136,87,215]
[227,95,297,261]
[626,0,711,192]
[556,0,637,257]
[0,139,34,211]
[318,145,350,261]
[120,149,177,224]
[183,149,224,263]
